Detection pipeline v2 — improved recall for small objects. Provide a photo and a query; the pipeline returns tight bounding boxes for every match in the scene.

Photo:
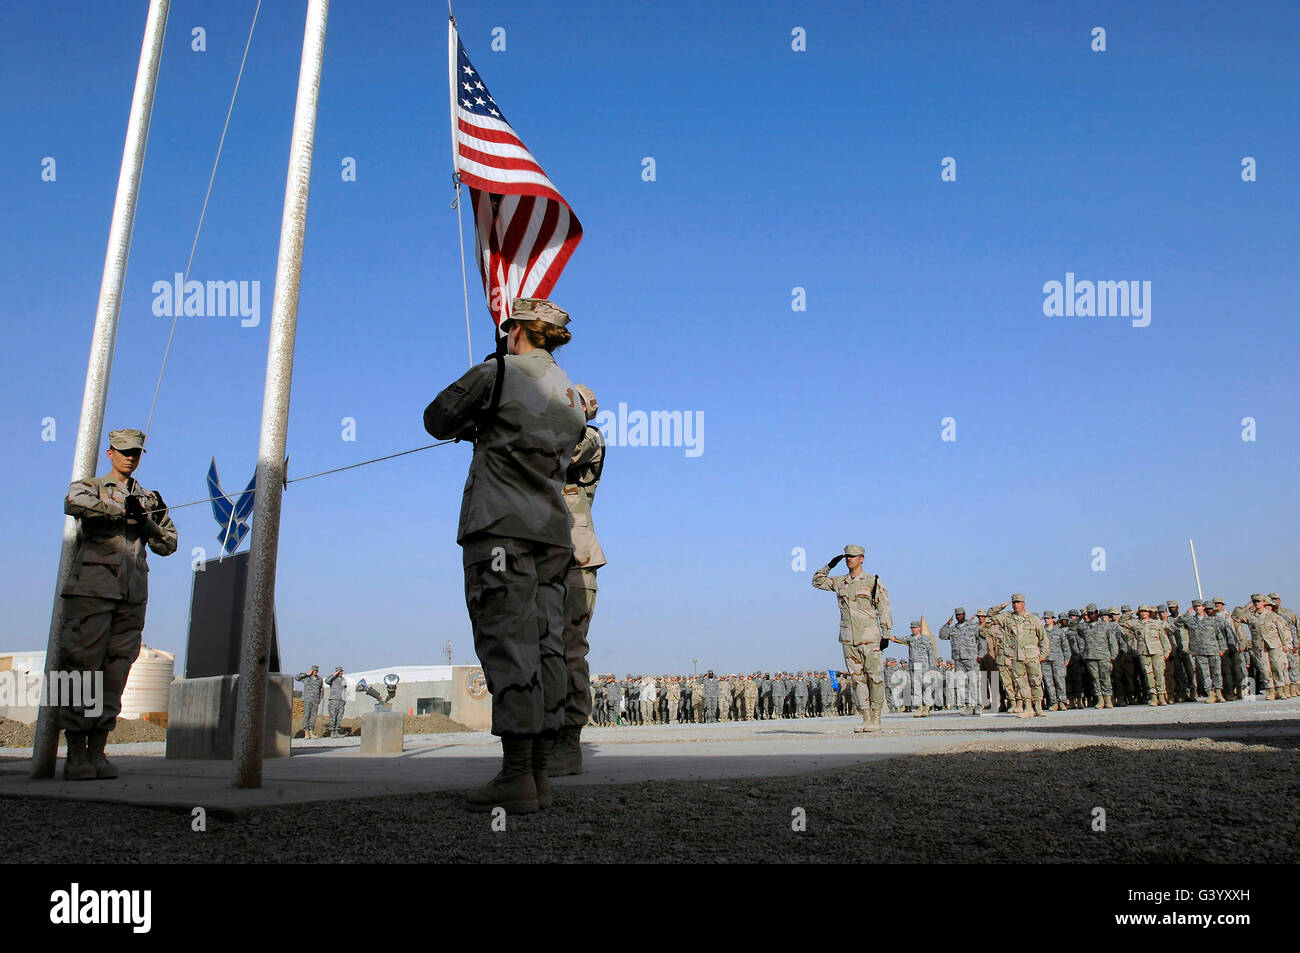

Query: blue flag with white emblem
[206,458,255,555]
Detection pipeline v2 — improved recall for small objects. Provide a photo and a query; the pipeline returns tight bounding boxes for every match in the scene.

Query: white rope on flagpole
[449,13,474,365]
[146,0,263,437]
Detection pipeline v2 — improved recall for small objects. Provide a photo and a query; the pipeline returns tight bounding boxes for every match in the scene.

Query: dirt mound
[294,712,469,738]
[0,716,168,747]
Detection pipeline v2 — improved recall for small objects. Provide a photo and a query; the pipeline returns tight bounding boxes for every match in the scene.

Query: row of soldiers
[589,672,854,725]
[920,593,1299,718]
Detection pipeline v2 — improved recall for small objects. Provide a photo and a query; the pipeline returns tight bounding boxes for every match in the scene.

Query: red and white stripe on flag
[451,26,582,326]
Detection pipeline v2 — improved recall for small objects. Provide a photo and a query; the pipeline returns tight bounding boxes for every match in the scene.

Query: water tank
[120,646,175,720]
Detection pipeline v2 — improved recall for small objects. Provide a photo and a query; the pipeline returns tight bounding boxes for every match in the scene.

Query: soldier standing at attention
[1122,606,1173,705]
[1040,612,1070,711]
[1078,604,1120,708]
[57,428,177,781]
[893,621,938,717]
[793,672,809,718]
[325,667,347,735]
[424,297,586,813]
[1184,600,1228,703]
[607,675,623,726]
[939,607,982,716]
[992,595,1050,718]
[1245,595,1292,699]
[987,607,1019,712]
[1270,594,1300,696]
[812,544,892,733]
[295,665,324,738]
[548,384,605,776]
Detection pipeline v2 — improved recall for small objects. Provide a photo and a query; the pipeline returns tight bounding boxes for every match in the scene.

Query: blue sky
[3,0,1297,677]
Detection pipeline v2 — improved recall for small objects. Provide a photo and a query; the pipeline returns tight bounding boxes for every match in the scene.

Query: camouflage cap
[975,608,988,617]
[1251,593,1265,602]
[511,297,570,328]
[1085,602,1098,613]
[909,620,921,629]
[1268,592,1281,603]
[108,428,146,452]
[1138,605,1153,613]
[574,383,598,422]
[1232,607,1247,621]
[1212,597,1225,605]
[1121,604,1132,612]
[844,544,865,557]
[954,606,966,615]
[1042,610,1055,619]
[1166,600,1179,609]
[1107,606,1120,616]
[1011,593,1026,603]
[1069,609,1081,617]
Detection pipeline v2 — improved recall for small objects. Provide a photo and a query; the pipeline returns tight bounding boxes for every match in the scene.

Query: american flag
[450,25,582,326]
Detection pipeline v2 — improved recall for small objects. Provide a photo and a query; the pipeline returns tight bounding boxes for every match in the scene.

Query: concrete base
[360,710,405,754]
[165,674,292,760]
[448,665,491,730]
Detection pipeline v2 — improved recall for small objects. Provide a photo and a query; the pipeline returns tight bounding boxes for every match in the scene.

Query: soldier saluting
[812,544,892,733]
[58,428,177,780]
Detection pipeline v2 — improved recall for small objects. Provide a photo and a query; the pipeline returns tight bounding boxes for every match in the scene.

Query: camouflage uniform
[295,669,324,736]
[325,670,347,734]
[1244,599,1291,698]
[424,345,586,737]
[1121,610,1173,704]
[59,451,178,736]
[812,547,892,731]
[992,598,1050,717]
[1041,614,1070,710]
[560,398,606,730]
[1184,604,1228,701]
[792,673,809,717]
[1078,607,1119,706]
[938,610,983,713]
[893,623,939,714]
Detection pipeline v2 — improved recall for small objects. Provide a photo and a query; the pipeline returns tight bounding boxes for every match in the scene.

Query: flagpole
[31,0,171,780]
[449,14,475,364]
[1189,539,1203,601]
[233,0,329,789]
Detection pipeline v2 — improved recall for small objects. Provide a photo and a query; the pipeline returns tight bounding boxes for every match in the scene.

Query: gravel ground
[3,732,1296,863]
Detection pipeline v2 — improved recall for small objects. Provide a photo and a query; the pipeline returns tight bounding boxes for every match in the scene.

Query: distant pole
[233,0,329,789]
[444,641,453,665]
[692,658,698,677]
[31,0,172,780]
[1189,539,1204,601]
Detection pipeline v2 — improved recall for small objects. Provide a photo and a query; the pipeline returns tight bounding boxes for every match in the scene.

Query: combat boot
[1017,702,1034,719]
[1103,695,1114,709]
[62,731,96,781]
[1203,691,1216,703]
[465,737,539,814]
[854,708,873,733]
[1265,688,1277,700]
[531,734,555,810]
[1033,700,1046,717]
[1159,692,1169,706]
[1147,693,1159,706]
[546,725,583,777]
[1214,689,1226,703]
[1092,696,1104,710]
[86,730,118,779]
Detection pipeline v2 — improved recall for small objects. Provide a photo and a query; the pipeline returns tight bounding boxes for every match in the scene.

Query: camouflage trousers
[302,699,320,732]
[1086,659,1113,696]
[1172,650,1196,696]
[462,534,570,737]
[1011,657,1044,704]
[1253,646,1288,691]
[1193,654,1223,692]
[1041,659,1067,706]
[561,568,598,728]
[953,657,981,707]
[57,595,147,733]
[327,699,345,733]
[1140,655,1168,695]
[840,640,884,712]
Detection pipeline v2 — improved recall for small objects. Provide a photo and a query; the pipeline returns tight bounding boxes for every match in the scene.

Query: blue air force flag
[206,458,256,555]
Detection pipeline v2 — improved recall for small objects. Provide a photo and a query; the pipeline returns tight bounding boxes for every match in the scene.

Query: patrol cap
[1191,599,1204,608]
[1138,605,1153,614]
[1108,606,1119,615]
[574,383,598,422]
[1250,593,1265,602]
[975,608,988,617]
[1121,604,1132,612]
[1069,609,1081,617]
[1268,592,1281,604]
[1042,610,1055,619]
[1212,597,1225,606]
[909,620,921,629]
[1166,600,1179,609]
[1085,603,1098,613]
[511,297,570,328]
[1011,593,1026,603]
[844,544,865,557]
[954,606,966,615]
[108,428,146,452]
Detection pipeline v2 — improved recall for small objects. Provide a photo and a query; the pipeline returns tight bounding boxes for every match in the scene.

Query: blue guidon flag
[206,459,256,555]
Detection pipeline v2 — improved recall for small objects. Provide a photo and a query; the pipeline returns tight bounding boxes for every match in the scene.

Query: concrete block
[360,710,405,754]
[165,674,292,760]
[448,665,492,730]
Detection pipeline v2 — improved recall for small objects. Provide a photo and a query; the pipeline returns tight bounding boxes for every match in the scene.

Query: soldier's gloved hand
[827,554,844,569]
[149,491,167,519]
[124,494,145,522]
